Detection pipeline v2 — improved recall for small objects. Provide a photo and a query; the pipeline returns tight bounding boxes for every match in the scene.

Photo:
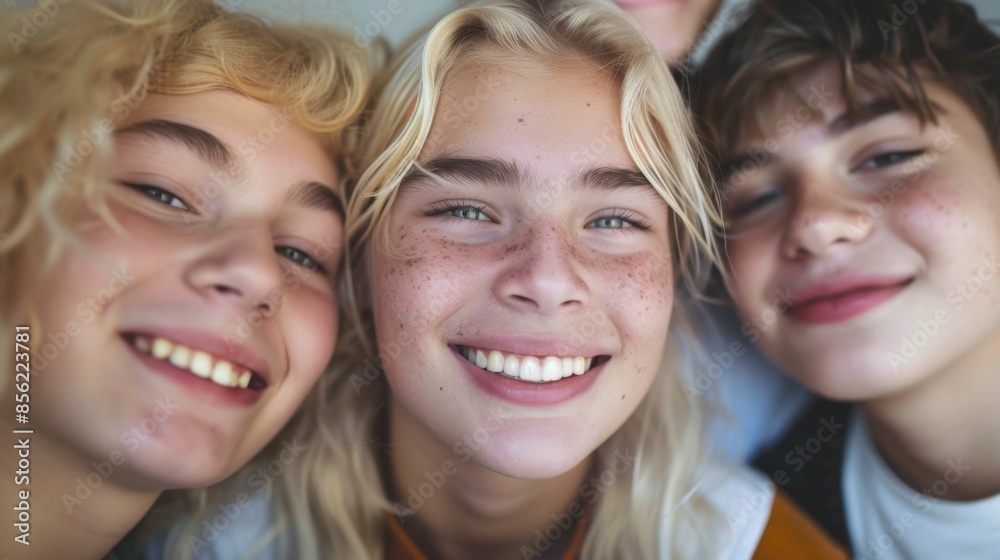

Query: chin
[476,437,592,481]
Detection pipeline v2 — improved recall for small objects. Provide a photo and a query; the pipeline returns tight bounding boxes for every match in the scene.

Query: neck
[863,329,1000,501]
[0,419,160,559]
[387,398,590,560]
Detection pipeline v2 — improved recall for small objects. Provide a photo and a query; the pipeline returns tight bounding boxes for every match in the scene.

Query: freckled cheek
[887,186,976,256]
[600,254,673,331]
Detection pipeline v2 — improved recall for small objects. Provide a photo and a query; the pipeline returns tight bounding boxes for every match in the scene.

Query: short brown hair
[690,0,1000,165]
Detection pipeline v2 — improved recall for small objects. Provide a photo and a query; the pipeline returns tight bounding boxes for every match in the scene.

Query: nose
[781,187,872,259]
[185,227,285,314]
[494,225,590,313]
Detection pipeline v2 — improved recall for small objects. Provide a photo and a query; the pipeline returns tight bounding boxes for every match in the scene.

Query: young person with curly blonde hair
[0,1,369,557]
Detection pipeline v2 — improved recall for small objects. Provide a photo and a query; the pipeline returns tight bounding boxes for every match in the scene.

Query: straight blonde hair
[168,1,727,558]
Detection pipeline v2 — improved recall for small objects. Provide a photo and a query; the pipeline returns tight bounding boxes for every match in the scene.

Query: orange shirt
[384,489,847,559]
[384,511,588,560]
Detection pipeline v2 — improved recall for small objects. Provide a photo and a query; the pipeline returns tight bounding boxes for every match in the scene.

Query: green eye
[277,246,322,272]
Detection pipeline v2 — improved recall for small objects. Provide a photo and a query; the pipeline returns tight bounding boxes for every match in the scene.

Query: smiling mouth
[124,333,267,390]
[455,345,608,383]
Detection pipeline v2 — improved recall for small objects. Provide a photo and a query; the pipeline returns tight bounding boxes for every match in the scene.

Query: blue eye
[277,246,323,272]
[591,217,626,228]
[125,183,190,210]
[448,206,490,221]
[586,210,649,230]
[425,200,492,222]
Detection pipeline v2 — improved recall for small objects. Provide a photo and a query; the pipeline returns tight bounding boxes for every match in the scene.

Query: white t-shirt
[843,411,1000,559]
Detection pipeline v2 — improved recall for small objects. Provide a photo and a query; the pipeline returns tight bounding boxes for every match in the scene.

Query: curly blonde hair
[0,0,371,393]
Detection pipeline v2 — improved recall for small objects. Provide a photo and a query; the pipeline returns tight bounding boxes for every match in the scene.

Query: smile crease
[126,334,264,390]
[455,345,604,383]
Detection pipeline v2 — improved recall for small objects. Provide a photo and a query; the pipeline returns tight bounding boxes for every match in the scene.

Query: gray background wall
[240,0,1000,47]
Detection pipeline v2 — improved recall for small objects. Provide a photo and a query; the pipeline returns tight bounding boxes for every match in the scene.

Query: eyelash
[425,201,651,230]
[125,183,326,273]
[855,149,926,171]
[587,209,651,230]
[423,200,492,221]
[728,190,784,221]
[125,182,191,211]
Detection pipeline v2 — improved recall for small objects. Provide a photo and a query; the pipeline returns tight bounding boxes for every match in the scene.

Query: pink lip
[453,347,604,407]
[125,342,264,406]
[789,276,913,324]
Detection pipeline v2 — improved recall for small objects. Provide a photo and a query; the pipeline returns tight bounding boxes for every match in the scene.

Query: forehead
[118,90,338,186]
[420,57,633,173]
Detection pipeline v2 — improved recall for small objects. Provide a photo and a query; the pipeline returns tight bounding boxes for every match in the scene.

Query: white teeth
[487,350,504,373]
[520,357,542,382]
[211,360,236,387]
[541,357,562,381]
[190,351,213,378]
[459,345,599,383]
[134,336,255,390]
[169,346,191,369]
[503,354,520,377]
[152,337,173,359]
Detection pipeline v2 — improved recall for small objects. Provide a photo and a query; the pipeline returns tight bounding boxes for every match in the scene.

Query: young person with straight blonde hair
[0,1,369,558]
[167,1,847,558]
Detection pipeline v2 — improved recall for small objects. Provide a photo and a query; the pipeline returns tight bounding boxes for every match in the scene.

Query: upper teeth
[136,335,253,389]
[458,346,594,382]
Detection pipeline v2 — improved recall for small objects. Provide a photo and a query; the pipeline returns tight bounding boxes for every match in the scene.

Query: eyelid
[423,199,497,221]
[121,181,193,212]
[586,208,651,230]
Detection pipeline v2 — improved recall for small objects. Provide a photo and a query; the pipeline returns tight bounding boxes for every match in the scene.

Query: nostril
[256,299,274,314]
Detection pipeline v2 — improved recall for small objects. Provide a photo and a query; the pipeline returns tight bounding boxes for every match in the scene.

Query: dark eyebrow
[828,99,901,136]
[116,119,237,169]
[402,157,526,189]
[719,99,904,185]
[580,166,651,190]
[285,181,343,217]
[402,157,650,193]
